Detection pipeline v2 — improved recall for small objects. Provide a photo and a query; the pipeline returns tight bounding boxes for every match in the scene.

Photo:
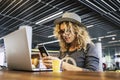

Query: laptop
[4,26,51,71]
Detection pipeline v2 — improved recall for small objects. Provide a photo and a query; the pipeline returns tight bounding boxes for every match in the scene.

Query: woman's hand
[42,56,59,68]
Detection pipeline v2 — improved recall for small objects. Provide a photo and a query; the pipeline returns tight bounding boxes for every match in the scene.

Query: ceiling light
[99,36,104,39]
[0,37,3,40]
[86,25,94,28]
[107,30,120,34]
[105,34,116,38]
[35,11,63,24]
[98,38,101,41]
[112,37,115,40]
[91,38,97,40]
[94,34,116,39]
[108,40,120,43]
[48,35,55,38]
[38,40,59,45]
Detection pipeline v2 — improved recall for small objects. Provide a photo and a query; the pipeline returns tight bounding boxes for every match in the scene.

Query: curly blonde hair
[53,22,93,53]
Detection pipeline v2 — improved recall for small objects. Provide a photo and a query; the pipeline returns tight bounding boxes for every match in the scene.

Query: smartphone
[38,45,49,57]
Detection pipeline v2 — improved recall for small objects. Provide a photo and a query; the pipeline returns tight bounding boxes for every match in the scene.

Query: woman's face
[59,23,76,44]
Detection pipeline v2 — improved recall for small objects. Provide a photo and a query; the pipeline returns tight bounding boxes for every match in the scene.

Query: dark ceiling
[0,0,120,50]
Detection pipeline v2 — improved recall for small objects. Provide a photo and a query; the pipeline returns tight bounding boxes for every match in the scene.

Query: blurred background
[0,0,120,71]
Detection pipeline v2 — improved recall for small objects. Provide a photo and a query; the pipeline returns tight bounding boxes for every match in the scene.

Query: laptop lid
[4,26,33,71]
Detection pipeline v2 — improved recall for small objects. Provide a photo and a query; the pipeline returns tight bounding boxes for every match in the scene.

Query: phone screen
[38,45,49,57]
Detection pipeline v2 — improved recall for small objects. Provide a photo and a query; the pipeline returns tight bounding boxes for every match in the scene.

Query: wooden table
[0,69,120,80]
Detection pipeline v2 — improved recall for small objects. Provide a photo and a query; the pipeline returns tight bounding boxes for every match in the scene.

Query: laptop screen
[4,26,33,71]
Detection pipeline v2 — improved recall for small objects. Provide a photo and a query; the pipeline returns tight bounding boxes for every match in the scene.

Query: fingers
[42,56,60,68]
[43,63,52,68]
[42,56,52,68]
[42,56,51,60]
[43,59,52,64]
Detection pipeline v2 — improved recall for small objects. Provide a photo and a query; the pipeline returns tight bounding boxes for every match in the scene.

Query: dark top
[59,43,99,71]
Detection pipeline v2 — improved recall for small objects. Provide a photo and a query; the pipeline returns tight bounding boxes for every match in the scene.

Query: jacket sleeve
[83,43,99,71]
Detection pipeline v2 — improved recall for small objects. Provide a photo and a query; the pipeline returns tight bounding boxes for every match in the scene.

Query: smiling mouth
[64,37,70,41]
